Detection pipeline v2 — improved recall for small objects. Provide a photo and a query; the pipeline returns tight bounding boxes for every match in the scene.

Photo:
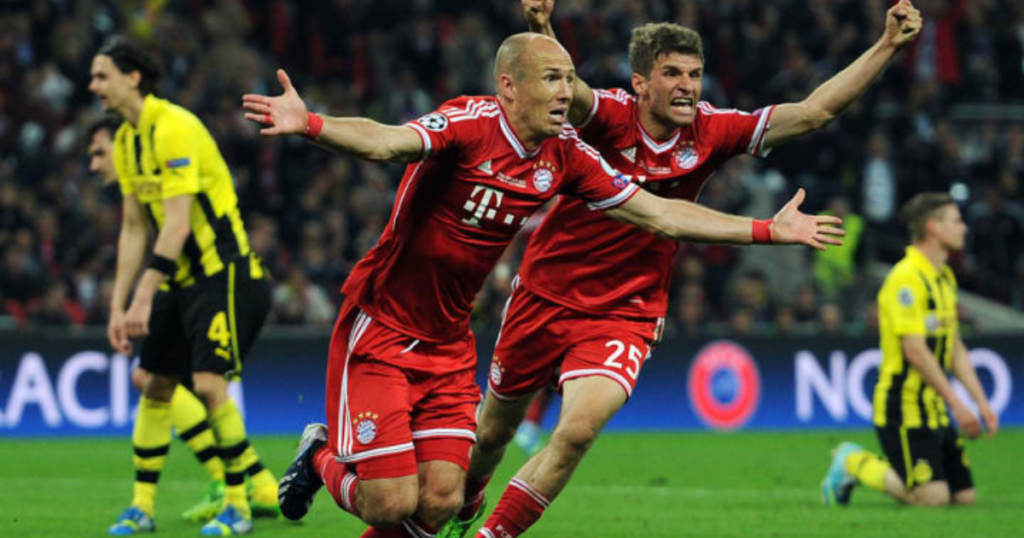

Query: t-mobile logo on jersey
[462,185,530,229]
[462,185,504,227]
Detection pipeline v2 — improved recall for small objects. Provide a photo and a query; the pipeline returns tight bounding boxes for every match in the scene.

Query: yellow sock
[133,482,158,516]
[131,397,172,515]
[209,399,251,517]
[170,385,225,481]
[241,445,278,501]
[845,450,890,492]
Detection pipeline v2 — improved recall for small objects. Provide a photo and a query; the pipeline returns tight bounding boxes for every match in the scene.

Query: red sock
[314,445,360,516]
[476,478,549,538]
[459,473,492,520]
[359,517,437,537]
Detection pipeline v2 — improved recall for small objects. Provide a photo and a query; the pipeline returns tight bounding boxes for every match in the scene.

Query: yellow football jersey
[873,246,958,429]
[112,94,255,284]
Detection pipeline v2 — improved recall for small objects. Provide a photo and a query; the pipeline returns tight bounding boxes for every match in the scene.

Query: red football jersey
[518,88,775,318]
[341,96,639,342]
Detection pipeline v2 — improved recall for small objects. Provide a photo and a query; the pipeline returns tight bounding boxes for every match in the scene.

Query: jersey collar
[137,94,164,131]
[637,119,680,154]
[497,103,541,159]
[906,246,943,277]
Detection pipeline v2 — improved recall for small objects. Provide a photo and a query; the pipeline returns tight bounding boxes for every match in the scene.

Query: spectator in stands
[773,305,798,336]
[1,241,44,310]
[271,265,335,326]
[862,132,897,227]
[673,283,709,338]
[814,196,864,301]
[29,280,84,327]
[818,303,845,335]
[793,283,821,324]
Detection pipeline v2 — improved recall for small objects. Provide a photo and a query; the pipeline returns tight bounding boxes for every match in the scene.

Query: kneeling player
[822,194,999,507]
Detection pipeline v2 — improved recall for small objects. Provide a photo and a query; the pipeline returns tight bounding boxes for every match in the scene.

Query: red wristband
[752,218,773,244]
[304,112,323,140]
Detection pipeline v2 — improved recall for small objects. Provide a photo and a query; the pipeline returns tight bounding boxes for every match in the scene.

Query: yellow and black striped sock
[845,450,890,492]
[209,399,251,517]
[170,385,225,482]
[241,444,278,503]
[132,397,172,516]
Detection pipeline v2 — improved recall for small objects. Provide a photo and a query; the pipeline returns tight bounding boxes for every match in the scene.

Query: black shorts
[875,425,973,493]
[140,257,271,380]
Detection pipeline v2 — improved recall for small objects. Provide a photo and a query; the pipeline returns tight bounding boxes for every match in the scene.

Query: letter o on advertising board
[687,340,761,430]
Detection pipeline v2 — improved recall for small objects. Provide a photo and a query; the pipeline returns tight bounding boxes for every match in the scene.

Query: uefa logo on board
[687,340,761,430]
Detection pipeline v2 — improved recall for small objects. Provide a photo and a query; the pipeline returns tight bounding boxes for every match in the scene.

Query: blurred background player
[442,2,919,537]
[87,113,125,187]
[90,38,278,536]
[87,113,281,525]
[243,32,842,538]
[823,193,999,507]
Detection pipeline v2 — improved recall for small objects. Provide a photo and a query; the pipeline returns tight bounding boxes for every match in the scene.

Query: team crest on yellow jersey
[913,459,933,484]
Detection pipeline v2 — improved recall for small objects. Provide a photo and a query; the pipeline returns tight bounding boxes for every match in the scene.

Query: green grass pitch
[1,429,1021,537]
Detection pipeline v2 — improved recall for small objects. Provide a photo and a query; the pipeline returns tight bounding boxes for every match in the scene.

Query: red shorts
[324,299,480,480]
[489,282,662,401]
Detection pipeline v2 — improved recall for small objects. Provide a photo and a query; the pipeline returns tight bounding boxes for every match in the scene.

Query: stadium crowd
[2,0,1023,334]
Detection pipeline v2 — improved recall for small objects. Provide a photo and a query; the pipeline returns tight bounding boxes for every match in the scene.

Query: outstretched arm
[762,0,922,149]
[605,187,844,249]
[243,69,424,163]
[523,0,594,126]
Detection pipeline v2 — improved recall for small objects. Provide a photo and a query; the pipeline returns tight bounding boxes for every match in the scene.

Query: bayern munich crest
[687,340,761,430]
[490,361,504,386]
[674,147,699,170]
[353,412,380,444]
[417,112,449,132]
[532,168,553,192]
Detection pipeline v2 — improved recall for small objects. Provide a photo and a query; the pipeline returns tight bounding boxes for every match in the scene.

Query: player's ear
[127,70,142,92]
[631,72,648,97]
[498,73,516,101]
[925,217,939,239]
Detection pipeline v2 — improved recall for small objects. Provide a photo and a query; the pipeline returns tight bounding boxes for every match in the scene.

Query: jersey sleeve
[404,97,490,161]
[560,133,640,211]
[577,88,634,144]
[697,102,776,158]
[883,269,929,336]
[153,118,201,199]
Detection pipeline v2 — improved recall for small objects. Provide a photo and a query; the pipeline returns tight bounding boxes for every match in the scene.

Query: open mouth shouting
[670,96,695,116]
[548,105,568,124]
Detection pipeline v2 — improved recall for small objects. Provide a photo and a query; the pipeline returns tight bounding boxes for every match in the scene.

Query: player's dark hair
[629,23,704,78]
[902,193,955,242]
[86,113,124,140]
[97,36,161,96]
